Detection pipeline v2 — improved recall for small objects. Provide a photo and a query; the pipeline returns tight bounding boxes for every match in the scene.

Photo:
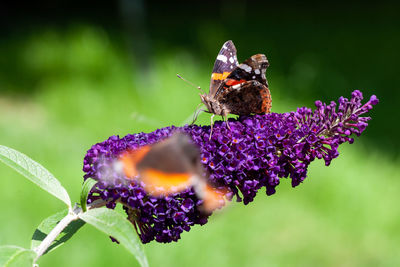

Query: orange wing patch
[120,146,151,179]
[211,72,231,81]
[200,184,228,213]
[260,87,272,113]
[140,169,192,196]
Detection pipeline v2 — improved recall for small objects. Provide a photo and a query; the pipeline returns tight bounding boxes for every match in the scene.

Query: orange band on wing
[120,146,151,179]
[200,184,229,213]
[211,72,231,81]
[140,169,192,196]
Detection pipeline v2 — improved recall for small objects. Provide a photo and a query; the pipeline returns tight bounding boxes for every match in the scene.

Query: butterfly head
[200,93,223,115]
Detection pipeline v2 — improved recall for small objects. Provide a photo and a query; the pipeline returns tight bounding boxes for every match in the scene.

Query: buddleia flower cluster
[83,90,378,243]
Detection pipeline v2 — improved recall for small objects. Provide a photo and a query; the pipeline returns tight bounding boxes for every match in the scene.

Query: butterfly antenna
[177,74,206,94]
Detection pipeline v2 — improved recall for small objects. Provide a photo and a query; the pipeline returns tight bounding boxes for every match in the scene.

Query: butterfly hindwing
[221,80,272,115]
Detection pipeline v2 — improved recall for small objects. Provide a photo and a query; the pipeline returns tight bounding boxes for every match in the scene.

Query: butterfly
[119,132,228,213]
[199,40,272,135]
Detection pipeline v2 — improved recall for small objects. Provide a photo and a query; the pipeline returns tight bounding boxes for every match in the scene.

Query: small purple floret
[83,91,378,244]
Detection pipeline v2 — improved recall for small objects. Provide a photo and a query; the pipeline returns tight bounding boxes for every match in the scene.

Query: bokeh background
[1,1,399,266]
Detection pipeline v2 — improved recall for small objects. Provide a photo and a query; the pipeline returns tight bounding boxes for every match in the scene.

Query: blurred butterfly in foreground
[119,133,228,213]
[184,40,272,137]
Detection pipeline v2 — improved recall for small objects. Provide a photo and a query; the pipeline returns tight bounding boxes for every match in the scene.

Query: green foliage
[79,208,148,267]
[0,142,148,265]
[0,145,71,207]
[31,209,85,255]
[0,140,149,265]
[80,178,97,212]
[0,246,36,267]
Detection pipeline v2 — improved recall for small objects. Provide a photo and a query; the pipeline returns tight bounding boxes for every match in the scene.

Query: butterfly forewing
[209,40,239,96]
[227,54,269,87]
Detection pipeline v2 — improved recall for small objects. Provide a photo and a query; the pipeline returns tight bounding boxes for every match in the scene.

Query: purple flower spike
[83,91,378,244]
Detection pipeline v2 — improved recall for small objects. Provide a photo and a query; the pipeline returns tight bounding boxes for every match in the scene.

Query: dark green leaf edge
[80,178,98,212]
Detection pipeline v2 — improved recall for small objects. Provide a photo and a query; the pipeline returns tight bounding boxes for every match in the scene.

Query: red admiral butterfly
[119,133,227,212]
[200,40,272,133]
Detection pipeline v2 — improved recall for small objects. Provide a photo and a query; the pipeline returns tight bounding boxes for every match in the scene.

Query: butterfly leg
[222,110,231,130]
[191,103,204,124]
[192,109,205,125]
[209,114,215,140]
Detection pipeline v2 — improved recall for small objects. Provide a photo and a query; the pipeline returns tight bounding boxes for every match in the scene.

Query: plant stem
[33,210,79,262]
[33,199,108,264]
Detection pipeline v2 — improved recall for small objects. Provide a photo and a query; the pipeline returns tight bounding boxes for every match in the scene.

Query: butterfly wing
[199,184,228,213]
[121,133,230,211]
[120,146,151,178]
[220,80,272,115]
[226,54,269,87]
[120,133,199,196]
[209,40,239,97]
[139,168,192,196]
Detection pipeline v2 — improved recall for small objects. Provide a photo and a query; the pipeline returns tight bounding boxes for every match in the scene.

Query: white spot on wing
[217,54,228,63]
[261,69,267,80]
[232,84,241,90]
[240,64,252,73]
[229,57,235,63]
[254,69,260,75]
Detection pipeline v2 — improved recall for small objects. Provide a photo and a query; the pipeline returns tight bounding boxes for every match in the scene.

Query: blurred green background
[0,1,399,266]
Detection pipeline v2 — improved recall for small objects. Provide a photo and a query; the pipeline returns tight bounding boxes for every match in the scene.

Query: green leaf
[80,178,98,212]
[0,145,71,207]
[31,209,85,255]
[79,208,148,267]
[0,246,36,267]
